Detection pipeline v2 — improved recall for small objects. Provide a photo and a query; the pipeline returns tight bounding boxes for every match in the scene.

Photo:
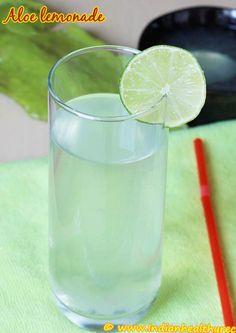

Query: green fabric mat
[0,121,235,332]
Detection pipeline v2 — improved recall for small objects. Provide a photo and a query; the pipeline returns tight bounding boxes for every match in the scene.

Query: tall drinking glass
[48,45,168,329]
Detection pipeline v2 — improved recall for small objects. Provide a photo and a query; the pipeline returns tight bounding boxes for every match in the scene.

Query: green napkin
[0,121,235,332]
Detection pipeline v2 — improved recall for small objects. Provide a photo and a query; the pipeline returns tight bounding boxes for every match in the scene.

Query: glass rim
[48,45,161,123]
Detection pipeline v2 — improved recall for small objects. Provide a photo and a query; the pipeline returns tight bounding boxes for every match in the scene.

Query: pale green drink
[49,93,168,323]
[48,42,206,329]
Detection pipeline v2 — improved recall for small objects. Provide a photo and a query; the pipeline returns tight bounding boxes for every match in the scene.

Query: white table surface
[0,94,48,162]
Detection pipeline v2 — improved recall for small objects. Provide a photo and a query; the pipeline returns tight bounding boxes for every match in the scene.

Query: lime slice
[120,45,206,127]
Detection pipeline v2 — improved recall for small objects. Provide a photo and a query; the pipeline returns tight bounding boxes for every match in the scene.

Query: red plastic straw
[194,138,235,326]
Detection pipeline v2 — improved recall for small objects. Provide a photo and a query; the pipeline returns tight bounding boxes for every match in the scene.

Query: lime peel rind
[120,45,206,127]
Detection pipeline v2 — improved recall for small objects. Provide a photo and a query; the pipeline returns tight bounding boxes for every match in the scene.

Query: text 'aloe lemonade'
[50,93,168,319]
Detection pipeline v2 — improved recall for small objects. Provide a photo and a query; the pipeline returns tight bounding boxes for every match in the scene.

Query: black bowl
[139,6,236,126]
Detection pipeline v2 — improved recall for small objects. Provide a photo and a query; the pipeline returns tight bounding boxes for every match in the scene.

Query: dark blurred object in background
[139,7,236,127]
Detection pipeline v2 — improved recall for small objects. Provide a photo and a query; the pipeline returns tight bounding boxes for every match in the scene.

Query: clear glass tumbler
[48,45,168,329]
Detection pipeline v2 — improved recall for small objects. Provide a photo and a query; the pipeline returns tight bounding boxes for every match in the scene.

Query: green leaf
[0,0,113,121]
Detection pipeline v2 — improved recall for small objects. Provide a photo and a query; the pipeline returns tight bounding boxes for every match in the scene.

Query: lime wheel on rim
[120,45,206,127]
